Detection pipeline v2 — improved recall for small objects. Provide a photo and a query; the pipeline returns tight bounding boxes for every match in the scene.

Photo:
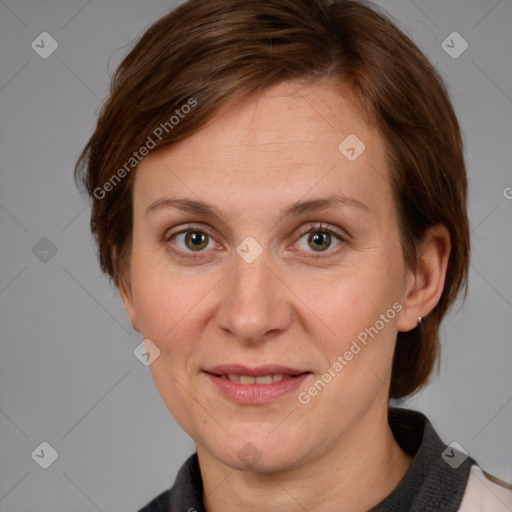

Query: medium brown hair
[75,0,470,399]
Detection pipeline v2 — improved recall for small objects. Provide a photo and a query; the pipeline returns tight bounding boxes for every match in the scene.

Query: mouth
[203,365,312,404]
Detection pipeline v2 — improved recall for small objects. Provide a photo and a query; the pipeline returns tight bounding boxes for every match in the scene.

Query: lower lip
[204,372,311,404]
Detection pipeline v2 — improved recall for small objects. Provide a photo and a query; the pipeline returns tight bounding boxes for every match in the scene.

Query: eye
[166,226,219,258]
[165,222,347,260]
[294,223,346,256]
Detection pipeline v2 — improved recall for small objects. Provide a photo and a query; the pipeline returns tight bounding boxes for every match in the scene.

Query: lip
[203,369,311,405]
[204,364,307,377]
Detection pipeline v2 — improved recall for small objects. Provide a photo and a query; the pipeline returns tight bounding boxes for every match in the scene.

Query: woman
[75,0,512,510]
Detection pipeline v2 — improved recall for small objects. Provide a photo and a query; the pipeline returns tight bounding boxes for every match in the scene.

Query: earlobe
[397,224,451,332]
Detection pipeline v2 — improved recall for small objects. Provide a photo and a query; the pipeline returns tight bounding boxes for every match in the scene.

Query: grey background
[0,0,511,510]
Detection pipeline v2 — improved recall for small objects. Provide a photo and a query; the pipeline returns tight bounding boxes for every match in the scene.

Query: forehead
[133,80,390,216]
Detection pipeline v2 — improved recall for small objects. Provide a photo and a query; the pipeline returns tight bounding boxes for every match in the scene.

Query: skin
[119,79,451,512]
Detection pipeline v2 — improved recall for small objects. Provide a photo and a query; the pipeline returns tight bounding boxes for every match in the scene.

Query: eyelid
[165,223,217,242]
[293,222,348,244]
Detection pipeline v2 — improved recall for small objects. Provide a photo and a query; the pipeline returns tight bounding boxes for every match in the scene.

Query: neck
[197,403,414,512]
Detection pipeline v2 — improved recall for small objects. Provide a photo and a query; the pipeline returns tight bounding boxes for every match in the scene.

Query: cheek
[303,281,401,411]
[129,262,210,426]
[293,264,403,403]
[297,263,400,344]
[129,246,213,340]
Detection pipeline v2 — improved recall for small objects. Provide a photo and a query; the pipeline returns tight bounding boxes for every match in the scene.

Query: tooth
[224,373,295,384]
[255,375,273,384]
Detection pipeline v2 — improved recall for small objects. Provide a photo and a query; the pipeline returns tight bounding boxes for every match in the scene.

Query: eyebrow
[145,194,369,220]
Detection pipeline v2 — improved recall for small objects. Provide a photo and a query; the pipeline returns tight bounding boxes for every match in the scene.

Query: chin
[206,432,312,474]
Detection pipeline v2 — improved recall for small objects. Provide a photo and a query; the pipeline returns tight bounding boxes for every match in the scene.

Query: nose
[216,249,292,344]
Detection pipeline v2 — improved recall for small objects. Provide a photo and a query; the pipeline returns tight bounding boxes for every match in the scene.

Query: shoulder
[458,465,512,512]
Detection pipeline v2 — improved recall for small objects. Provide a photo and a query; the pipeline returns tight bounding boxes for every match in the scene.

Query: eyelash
[164,222,347,260]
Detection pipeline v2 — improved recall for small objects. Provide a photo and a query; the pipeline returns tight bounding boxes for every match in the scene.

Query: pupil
[309,231,330,251]
[186,232,207,250]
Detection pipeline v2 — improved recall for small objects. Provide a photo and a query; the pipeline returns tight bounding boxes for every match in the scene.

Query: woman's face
[121,80,415,472]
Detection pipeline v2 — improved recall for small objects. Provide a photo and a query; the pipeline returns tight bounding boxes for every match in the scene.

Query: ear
[397,224,451,332]
[113,245,140,332]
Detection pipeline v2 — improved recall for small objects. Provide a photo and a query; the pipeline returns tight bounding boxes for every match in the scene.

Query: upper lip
[204,364,309,377]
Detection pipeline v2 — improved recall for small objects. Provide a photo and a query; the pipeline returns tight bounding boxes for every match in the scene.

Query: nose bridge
[217,248,290,342]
